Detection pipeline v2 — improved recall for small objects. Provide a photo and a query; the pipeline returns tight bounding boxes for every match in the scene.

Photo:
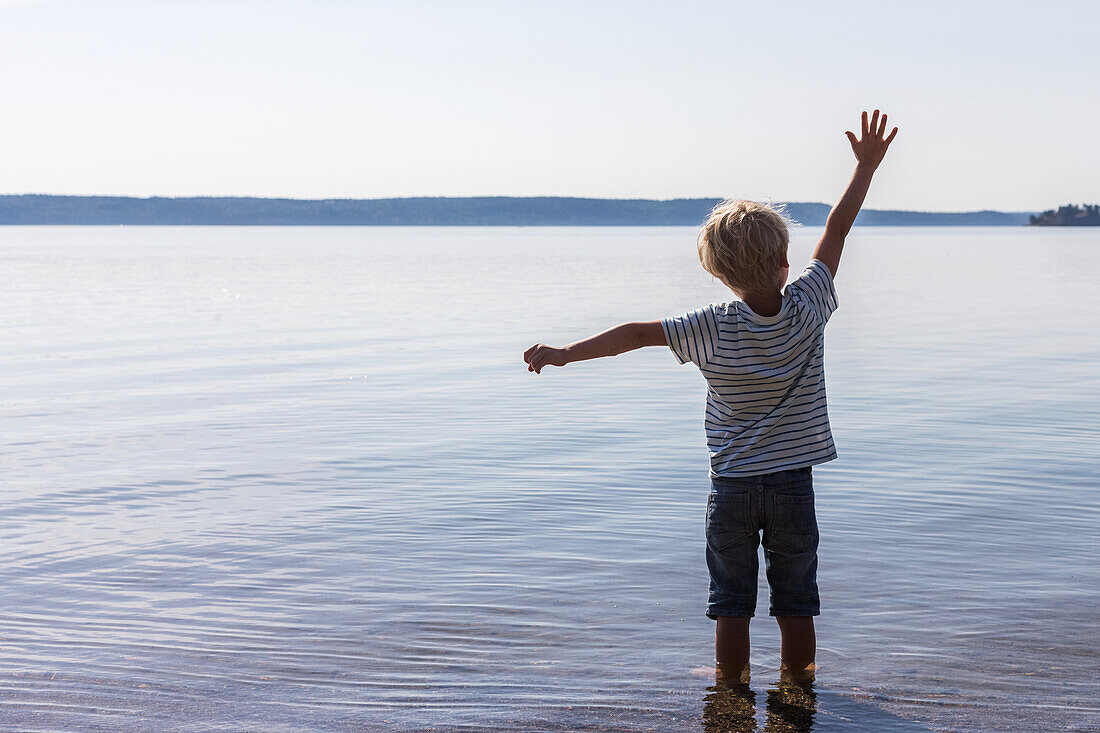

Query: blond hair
[697,200,790,294]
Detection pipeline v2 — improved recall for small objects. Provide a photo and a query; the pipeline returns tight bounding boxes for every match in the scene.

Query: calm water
[1,226,1097,732]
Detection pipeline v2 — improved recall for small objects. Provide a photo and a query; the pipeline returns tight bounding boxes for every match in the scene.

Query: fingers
[857,108,894,142]
[845,130,858,149]
[524,344,547,374]
[885,126,898,144]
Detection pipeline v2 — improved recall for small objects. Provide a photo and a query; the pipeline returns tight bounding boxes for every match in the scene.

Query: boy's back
[523,108,898,683]
[663,259,839,477]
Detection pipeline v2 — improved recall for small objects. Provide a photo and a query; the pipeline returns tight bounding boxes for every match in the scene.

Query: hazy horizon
[1,1,1097,211]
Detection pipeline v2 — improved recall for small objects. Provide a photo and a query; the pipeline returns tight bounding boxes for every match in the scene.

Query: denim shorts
[705,466,820,619]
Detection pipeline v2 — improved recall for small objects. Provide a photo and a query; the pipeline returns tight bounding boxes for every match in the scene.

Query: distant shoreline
[0,195,1035,226]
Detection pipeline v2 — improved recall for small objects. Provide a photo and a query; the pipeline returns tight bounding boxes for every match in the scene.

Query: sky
[0,0,1096,211]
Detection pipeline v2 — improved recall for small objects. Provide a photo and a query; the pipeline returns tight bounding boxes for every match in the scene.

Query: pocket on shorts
[770,492,818,554]
[706,492,755,553]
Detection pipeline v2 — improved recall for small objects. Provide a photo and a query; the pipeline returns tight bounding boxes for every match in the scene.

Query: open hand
[524,343,568,374]
[845,109,898,170]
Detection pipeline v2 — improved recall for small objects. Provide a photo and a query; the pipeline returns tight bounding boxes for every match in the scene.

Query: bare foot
[779,661,816,684]
[715,661,751,687]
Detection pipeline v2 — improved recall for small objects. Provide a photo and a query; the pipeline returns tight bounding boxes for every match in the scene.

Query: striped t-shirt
[662,259,839,477]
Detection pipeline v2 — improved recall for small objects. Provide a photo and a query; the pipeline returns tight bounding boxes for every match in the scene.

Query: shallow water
[1,225,1097,732]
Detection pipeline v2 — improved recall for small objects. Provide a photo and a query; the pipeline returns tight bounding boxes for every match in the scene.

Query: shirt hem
[708,452,837,479]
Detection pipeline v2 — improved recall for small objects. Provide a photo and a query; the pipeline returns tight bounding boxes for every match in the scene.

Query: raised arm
[523,321,665,374]
[812,109,898,277]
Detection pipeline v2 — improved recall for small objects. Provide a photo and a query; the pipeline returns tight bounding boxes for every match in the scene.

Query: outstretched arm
[524,321,665,374]
[812,109,899,277]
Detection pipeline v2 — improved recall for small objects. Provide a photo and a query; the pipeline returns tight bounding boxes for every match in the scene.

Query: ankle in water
[715,660,752,687]
[779,661,816,684]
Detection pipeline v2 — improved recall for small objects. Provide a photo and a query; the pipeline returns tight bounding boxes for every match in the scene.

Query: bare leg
[715,616,751,681]
[775,616,816,679]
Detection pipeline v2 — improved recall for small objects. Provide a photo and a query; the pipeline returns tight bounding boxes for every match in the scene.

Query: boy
[523,110,898,681]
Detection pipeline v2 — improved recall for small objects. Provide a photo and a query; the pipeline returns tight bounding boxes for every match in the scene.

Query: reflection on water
[1,226,1098,731]
[763,675,817,733]
[704,667,944,733]
[705,666,817,733]
[704,677,758,732]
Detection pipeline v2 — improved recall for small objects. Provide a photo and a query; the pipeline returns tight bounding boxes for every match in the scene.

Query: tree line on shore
[1030,204,1100,226]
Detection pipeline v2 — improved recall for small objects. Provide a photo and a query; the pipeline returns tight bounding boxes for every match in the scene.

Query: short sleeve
[786,259,838,324]
[661,304,719,367]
